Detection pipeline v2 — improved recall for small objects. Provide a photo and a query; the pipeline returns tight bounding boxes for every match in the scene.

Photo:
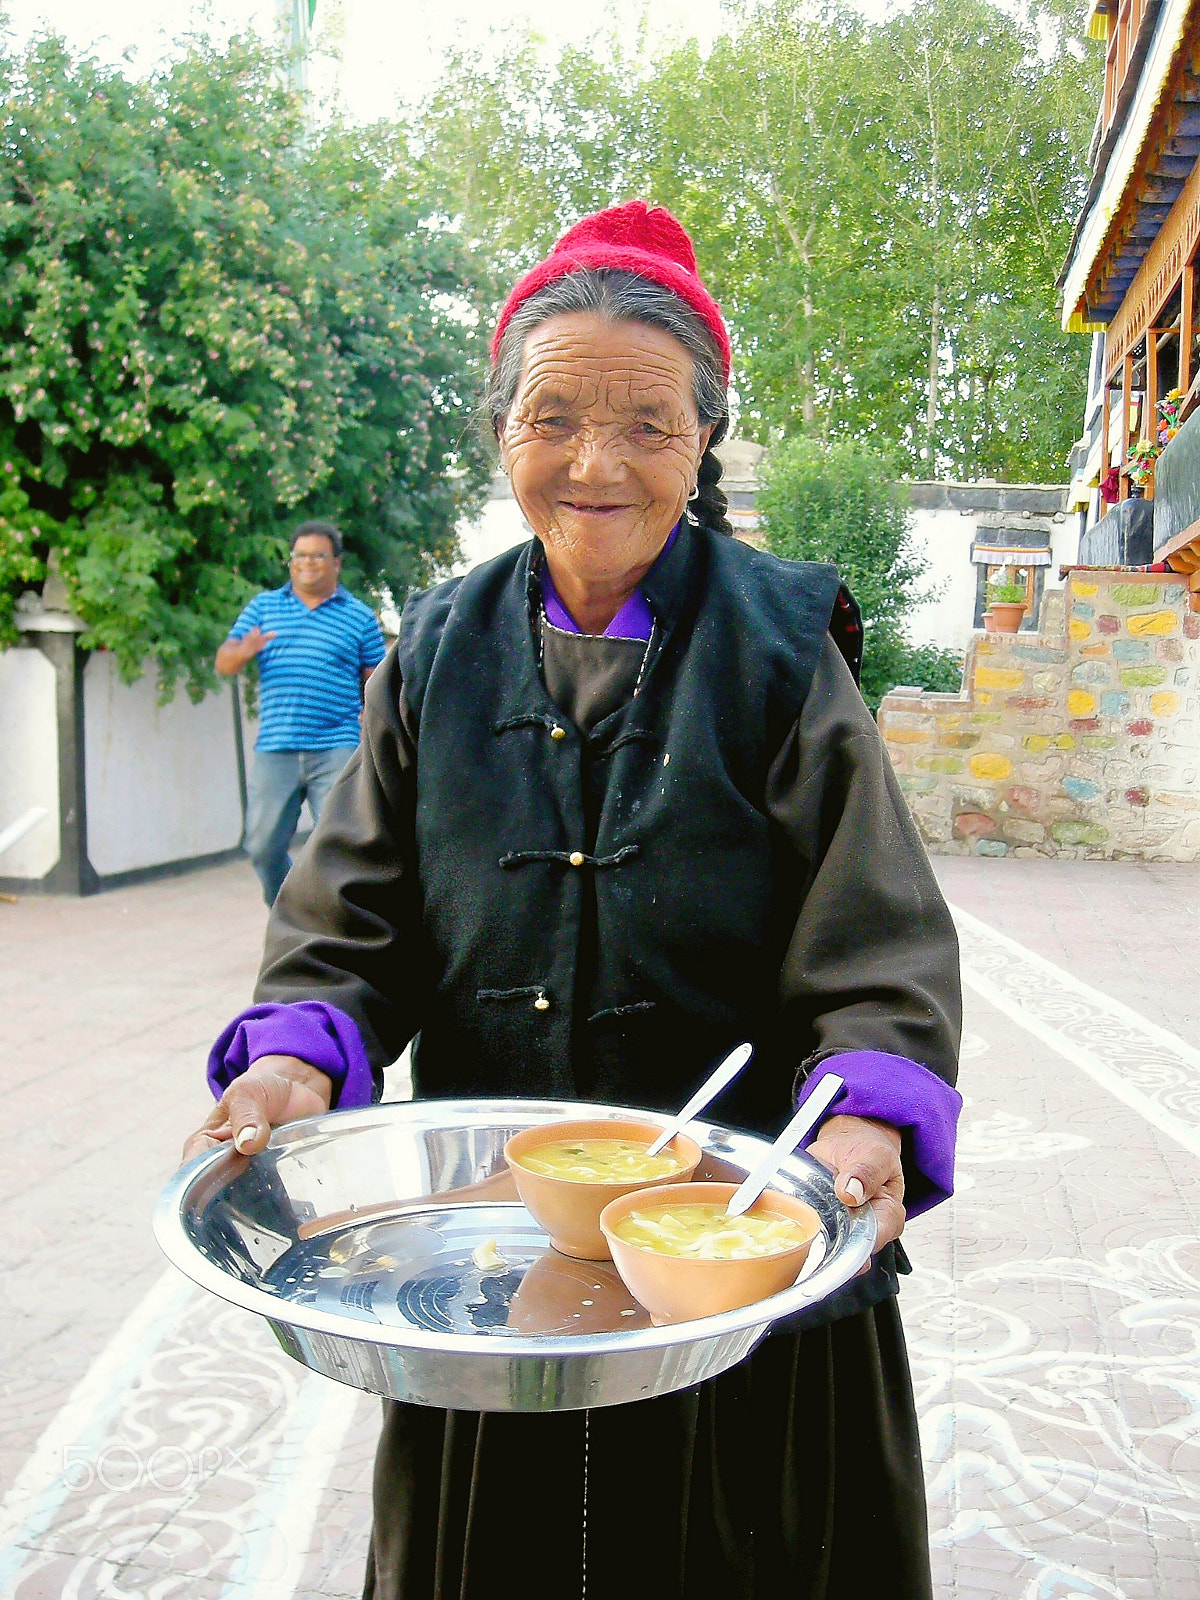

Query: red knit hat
[491,201,731,383]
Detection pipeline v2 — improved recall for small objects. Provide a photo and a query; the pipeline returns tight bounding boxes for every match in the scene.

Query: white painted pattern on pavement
[0,1268,195,1594]
[0,1266,362,1599]
[218,1372,359,1600]
[951,901,1200,1158]
[911,901,1200,1600]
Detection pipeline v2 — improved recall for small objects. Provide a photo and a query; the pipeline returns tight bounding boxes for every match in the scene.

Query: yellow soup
[613,1203,812,1260]
[518,1137,687,1184]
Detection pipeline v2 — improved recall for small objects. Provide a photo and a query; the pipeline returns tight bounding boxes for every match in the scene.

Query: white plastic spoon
[725,1073,845,1217]
[644,1042,755,1158]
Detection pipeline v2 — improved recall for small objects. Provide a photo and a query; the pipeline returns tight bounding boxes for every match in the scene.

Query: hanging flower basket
[1157,389,1184,443]
[1126,436,1161,490]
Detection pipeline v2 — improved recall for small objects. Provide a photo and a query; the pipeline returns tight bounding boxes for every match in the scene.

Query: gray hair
[485,269,732,535]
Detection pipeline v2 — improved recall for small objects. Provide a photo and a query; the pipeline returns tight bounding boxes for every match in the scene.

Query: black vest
[397,526,844,1135]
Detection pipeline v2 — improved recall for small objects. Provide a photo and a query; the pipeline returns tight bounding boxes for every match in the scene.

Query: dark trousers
[362,1298,932,1600]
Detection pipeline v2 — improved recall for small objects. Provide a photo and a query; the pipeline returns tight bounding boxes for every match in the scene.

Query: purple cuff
[206,1002,376,1111]
[797,1052,962,1217]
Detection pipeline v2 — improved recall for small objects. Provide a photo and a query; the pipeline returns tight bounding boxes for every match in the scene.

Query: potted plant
[1157,388,1184,446]
[985,575,1028,634]
[1126,437,1160,497]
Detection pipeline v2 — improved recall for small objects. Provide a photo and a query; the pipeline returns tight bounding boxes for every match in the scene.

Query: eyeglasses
[290,552,335,565]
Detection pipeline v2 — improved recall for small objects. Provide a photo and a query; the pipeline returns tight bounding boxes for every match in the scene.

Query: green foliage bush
[0,35,490,692]
[758,439,963,710]
[864,634,966,706]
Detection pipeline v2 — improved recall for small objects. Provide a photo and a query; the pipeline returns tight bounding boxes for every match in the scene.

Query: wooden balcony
[1102,0,1155,132]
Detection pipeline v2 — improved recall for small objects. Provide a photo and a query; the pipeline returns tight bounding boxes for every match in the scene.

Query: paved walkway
[1,856,1197,1597]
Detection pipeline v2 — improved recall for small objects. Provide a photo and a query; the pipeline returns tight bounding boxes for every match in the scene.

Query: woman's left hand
[807,1113,905,1254]
[181,1055,333,1164]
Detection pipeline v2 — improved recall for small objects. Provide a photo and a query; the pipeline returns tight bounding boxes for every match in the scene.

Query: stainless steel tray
[153,1098,876,1412]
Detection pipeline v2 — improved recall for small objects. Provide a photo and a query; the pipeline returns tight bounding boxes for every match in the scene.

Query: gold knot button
[568,851,586,867]
[550,725,567,741]
[533,993,550,1011]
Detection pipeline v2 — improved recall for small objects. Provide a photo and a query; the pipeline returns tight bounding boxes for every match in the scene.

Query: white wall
[902,508,1077,655]
[0,646,59,878]
[84,653,243,876]
[904,508,981,653]
[1049,515,1080,582]
[455,480,530,575]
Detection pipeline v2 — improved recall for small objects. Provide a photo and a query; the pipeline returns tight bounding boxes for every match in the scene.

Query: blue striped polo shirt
[228,583,387,752]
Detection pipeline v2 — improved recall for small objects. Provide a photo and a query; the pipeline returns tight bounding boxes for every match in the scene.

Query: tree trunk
[922,39,941,468]
[802,282,816,428]
[982,372,994,472]
[768,171,818,430]
[926,283,940,461]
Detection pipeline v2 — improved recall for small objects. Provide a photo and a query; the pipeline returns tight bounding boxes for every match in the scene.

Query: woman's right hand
[181,1055,333,1164]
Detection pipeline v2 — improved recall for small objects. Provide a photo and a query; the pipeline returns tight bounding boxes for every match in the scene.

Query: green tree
[416,0,1102,480]
[851,0,1099,477]
[627,6,879,441]
[631,0,1100,476]
[417,35,635,292]
[0,34,489,690]
[757,439,962,708]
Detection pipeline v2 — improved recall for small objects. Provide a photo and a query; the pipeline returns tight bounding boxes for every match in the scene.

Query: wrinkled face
[498,311,713,590]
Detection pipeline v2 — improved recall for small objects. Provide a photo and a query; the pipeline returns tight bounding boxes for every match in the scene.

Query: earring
[688,484,700,502]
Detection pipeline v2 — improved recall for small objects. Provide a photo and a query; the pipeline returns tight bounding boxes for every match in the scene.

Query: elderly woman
[186,202,961,1600]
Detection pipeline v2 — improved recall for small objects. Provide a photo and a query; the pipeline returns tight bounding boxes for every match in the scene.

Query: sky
[0,0,729,120]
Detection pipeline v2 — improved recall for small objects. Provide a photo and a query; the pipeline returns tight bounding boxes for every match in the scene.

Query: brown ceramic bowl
[504,1118,703,1261]
[599,1181,822,1325]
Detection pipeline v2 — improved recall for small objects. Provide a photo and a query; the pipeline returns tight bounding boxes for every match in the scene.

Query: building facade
[880,0,1200,863]
[1063,0,1200,601]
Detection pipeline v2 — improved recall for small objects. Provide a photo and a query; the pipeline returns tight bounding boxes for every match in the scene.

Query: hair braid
[691,430,732,536]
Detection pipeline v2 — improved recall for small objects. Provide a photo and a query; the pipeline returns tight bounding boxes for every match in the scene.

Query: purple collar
[539,524,680,641]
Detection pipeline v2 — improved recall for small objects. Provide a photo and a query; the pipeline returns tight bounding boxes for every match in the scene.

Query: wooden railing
[1104,155,1200,382]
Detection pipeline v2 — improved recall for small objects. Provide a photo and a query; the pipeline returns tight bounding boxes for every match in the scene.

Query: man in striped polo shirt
[217,521,387,904]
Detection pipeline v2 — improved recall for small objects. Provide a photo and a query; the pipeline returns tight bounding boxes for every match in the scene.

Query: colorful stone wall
[878,570,1200,859]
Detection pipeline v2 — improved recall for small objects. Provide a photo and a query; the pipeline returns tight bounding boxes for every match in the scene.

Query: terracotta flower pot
[983,611,998,633]
[988,602,1026,634]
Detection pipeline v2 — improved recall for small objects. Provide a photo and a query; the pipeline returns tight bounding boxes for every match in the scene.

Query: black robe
[257,530,960,1600]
